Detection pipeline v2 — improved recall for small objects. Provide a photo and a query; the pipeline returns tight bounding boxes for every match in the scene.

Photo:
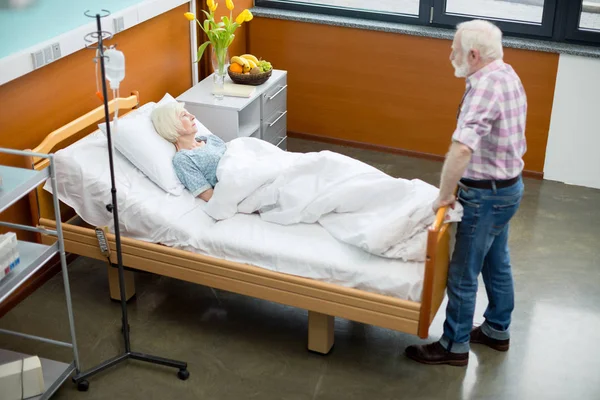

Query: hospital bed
[27,93,453,354]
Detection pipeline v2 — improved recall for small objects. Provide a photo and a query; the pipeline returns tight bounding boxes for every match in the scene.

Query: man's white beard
[452,55,470,78]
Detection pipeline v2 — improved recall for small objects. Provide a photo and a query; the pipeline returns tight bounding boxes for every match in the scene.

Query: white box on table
[0,232,19,283]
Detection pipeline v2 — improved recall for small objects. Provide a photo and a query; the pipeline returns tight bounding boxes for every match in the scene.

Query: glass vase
[211,45,230,100]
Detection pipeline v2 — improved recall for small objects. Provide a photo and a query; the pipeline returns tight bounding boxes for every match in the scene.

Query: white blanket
[204,138,462,261]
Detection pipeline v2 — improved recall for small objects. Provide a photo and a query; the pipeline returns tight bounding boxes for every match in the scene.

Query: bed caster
[177,369,190,381]
[77,380,90,392]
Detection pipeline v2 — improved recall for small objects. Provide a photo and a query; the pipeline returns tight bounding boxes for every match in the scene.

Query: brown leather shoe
[405,341,468,366]
[470,326,510,352]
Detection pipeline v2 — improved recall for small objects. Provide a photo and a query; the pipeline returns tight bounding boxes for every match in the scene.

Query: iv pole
[72,10,189,392]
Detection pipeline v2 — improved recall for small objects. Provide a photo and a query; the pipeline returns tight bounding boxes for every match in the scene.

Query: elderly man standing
[405,20,527,366]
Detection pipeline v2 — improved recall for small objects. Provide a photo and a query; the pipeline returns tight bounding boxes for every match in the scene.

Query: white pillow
[114,114,183,195]
[98,93,215,196]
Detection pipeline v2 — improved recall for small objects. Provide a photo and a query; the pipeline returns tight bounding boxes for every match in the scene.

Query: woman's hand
[199,188,214,202]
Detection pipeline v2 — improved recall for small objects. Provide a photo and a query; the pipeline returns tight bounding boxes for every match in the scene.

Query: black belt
[460,175,520,190]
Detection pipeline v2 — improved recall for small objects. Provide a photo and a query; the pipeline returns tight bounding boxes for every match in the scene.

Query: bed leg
[308,311,334,355]
[107,264,136,302]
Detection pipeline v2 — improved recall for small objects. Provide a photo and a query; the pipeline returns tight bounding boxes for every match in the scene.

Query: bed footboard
[418,208,453,338]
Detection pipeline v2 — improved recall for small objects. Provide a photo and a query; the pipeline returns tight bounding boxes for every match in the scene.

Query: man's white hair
[150,102,186,143]
[456,19,504,61]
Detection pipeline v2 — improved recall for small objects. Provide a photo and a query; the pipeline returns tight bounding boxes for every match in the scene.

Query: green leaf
[201,10,212,20]
[204,19,209,33]
[196,41,210,63]
[196,19,206,34]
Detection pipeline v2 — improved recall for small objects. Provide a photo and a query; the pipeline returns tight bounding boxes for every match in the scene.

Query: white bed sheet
[45,131,426,301]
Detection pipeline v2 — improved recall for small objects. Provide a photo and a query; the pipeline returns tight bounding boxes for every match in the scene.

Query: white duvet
[205,138,461,262]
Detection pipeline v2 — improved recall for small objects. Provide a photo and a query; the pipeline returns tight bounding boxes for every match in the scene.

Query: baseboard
[521,169,543,179]
[287,131,544,180]
[0,253,78,318]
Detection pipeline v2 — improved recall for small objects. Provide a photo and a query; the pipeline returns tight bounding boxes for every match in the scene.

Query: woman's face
[177,109,198,137]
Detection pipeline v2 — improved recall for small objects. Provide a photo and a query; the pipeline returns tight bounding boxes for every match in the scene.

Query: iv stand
[72,11,189,392]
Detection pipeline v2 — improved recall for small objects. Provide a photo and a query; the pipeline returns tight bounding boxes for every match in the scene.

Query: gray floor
[1,138,599,400]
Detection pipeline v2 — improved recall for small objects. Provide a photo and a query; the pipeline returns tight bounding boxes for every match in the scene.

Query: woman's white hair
[456,19,504,62]
[150,102,186,143]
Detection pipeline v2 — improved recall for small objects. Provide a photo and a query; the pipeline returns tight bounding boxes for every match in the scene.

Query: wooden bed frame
[27,93,453,355]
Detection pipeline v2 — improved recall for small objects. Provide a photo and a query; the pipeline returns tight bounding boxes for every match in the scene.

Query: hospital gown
[173,135,226,196]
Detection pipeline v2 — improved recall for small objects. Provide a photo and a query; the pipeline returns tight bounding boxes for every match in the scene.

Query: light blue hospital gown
[173,135,227,196]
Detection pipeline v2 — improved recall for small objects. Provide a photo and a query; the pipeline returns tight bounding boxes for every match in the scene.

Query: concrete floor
[1,138,600,400]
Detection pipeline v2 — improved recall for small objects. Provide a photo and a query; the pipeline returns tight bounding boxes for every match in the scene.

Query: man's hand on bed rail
[432,194,456,214]
[432,205,451,230]
[432,185,460,226]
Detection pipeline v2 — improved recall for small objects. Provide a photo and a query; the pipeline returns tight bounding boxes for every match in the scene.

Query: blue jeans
[440,177,524,354]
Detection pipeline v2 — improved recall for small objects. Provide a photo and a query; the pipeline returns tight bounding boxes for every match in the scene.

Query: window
[256,0,600,47]
[296,0,420,16]
[255,0,432,25]
[432,0,556,37]
[565,0,600,44]
[444,0,543,24]
[579,1,600,31]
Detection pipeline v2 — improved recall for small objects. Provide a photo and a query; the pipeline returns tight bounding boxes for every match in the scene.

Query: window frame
[564,0,600,44]
[254,0,432,26]
[431,0,558,38]
[255,0,600,48]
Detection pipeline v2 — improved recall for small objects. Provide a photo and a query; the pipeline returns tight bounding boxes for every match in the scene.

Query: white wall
[544,54,600,190]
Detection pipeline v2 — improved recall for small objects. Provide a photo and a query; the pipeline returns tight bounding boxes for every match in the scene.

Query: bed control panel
[95,228,111,258]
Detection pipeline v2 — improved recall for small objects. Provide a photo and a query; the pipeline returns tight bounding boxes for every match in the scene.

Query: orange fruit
[229,63,243,73]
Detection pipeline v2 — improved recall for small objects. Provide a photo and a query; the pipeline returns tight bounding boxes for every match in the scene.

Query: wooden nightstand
[177,70,288,150]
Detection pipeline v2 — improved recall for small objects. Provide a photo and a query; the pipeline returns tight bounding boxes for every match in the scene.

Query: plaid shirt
[452,60,527,180]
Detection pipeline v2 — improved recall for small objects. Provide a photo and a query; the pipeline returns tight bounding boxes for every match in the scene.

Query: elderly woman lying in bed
[151,102,225,202]
[150,102,461,262]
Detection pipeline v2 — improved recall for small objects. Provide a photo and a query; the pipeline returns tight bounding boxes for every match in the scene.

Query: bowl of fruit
[228,54,273,86]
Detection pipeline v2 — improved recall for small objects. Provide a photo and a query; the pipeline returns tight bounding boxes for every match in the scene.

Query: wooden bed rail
[418,205,452,338]
[31,92,140,168]
[39,218,422,311]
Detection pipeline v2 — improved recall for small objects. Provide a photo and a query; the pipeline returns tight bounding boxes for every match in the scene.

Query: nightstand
[177,70,288,150]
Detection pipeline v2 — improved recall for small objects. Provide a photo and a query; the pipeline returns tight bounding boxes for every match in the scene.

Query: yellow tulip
[235,10,246,25]
[209,2,218,12]
[207,0,214,9]
[183,12,195,21]
[226,0,234,11]
[235,9,253,24]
